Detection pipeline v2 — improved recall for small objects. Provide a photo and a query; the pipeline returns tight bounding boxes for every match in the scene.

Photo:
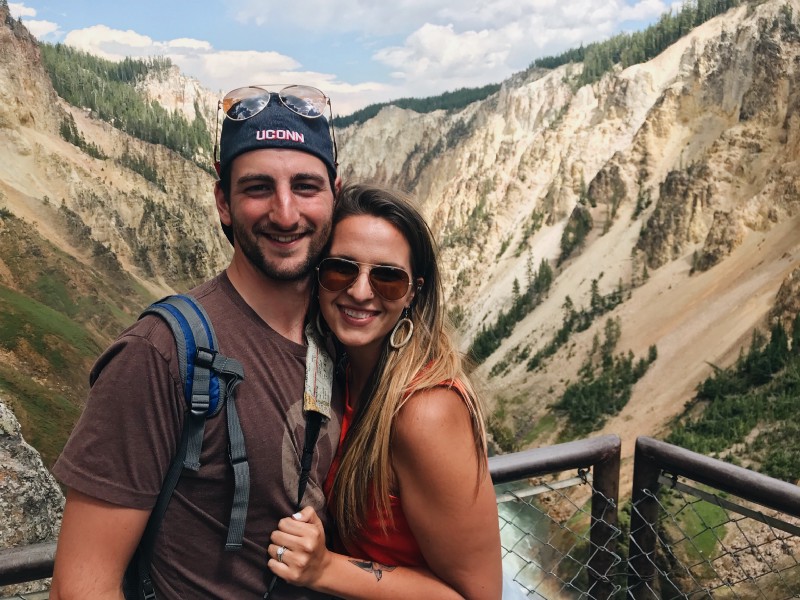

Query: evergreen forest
[531,0,744,85]
[668,315,800,483]
[39,43,213,165]
[333,83,501,128]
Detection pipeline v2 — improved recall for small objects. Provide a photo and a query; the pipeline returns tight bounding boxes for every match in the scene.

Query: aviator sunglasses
[317,257,414,301]
[213,84,338,171]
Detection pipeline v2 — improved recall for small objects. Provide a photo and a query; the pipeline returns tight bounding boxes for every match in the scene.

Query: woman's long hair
[316,183,488,545]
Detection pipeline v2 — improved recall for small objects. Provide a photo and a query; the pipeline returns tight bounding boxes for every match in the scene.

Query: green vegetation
[118,149,166,191]
[486,392,534,453]
[469,259,554,364]
[515,210,546,257]
[0,213,154,467]
[558,205,593,265]
[0,362,82,469]
[530,0,743,86]
[0,284,101,467]
[653,486,730,589]
[0,284,101,370]
[526,278,625,371]
[39,43,212,162]
[667,316,800,482]
[521,412,557,446]
[556,317,657,438]
[447,304,466,329]
[334,83,501,127]
[489,342,531,378]
[441,179,495,249]
[59,112,107,159]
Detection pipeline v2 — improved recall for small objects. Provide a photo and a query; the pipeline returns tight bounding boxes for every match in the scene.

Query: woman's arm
[391,387,502,600]
[268,387,502,600]
[268,508,464,600]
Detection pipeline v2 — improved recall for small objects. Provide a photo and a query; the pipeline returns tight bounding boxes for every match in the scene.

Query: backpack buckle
[195,346,216,369]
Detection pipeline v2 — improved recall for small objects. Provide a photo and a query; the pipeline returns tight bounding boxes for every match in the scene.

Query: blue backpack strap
[125,294,248,599]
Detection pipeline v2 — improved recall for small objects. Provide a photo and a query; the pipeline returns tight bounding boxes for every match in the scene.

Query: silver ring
[277,545,286,563]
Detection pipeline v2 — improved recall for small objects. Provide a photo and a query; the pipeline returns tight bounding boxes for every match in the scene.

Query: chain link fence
[628,474,800,598]
[627,437,800,600]
[497,472,625,599]
[490,434,623,600]
[490,435,800,600]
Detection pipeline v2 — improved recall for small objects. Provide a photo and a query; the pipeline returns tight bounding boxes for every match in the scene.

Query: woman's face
[318,214,415,363]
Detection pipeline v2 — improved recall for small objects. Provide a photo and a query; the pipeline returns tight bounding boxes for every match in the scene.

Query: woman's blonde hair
[316,182,488,545]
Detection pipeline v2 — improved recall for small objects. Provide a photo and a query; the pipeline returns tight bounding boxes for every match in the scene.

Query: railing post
[627,438,661,599]
[588,436,621,600]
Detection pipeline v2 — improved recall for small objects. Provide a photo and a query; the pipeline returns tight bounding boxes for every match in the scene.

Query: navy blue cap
[219,95,336,177]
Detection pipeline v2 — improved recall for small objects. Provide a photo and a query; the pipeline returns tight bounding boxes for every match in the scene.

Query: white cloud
[228,0,672,104]
[620,0,670,22]
[166,38,213,52]
[22,19,60,39]
[59,24,359,108]
[229,0,437,35]
[375,23,516,89]
[8,2,36,18]
[9,1,61,40]
[64,25,158,60]
[29,0,674,114]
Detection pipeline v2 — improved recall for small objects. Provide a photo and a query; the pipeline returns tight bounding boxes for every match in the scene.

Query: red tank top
[323,379,470,566]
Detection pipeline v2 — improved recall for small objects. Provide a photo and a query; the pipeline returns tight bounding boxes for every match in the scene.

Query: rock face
[339,0,800,448]
[0,398,63,596]
[0,3,230,299]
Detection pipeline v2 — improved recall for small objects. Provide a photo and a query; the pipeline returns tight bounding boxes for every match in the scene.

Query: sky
[9,0,680,116]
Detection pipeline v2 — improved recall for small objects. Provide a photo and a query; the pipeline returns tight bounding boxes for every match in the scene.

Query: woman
[267,183,502,599]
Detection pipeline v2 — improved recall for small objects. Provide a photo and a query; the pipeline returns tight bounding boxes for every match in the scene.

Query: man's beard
[233,217,331,281]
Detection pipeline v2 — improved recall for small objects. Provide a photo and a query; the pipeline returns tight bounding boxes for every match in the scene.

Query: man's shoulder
[187,272,228,303]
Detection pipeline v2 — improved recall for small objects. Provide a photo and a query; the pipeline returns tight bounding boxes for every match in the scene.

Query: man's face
[215,148,336,281]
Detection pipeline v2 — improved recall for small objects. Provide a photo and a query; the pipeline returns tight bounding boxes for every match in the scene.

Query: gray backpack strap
[126,294,248,599]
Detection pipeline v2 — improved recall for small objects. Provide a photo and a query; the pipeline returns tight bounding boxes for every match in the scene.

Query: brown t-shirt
[53,273,342,599]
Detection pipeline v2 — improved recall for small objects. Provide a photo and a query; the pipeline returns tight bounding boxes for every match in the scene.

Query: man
[50,85,342,599]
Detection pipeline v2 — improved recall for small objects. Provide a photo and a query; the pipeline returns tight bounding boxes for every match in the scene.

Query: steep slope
[340,0,800,454]
[0,5,229,298]
[0,3,231,467]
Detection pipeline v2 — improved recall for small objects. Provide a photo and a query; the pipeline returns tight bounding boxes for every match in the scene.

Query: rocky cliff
[341,0,800,452]
[0,398,62,597]
[0,4,230,299]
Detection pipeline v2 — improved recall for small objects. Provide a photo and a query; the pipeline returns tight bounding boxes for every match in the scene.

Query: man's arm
[50,488,151,600]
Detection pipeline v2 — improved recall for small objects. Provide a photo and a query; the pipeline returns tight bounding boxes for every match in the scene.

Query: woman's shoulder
[394,382,472,447]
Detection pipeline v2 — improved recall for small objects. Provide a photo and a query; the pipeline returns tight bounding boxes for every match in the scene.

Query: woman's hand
[267,506,331,587]
[267,507,467,599]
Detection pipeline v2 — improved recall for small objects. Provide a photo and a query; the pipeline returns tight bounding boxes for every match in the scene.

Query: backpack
[124,294,247,600]
[123,294,327,600]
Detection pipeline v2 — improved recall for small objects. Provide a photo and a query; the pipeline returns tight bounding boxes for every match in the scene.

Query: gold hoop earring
[389,308,414,349]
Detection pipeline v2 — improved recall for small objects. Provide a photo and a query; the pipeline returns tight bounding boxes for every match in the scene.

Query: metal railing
[3,434,800,600]
[491,434,622,599]
[627,436,800,599]
[0,542,55,598]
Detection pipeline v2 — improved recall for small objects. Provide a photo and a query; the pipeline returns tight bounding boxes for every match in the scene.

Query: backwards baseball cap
[216,85,338,179]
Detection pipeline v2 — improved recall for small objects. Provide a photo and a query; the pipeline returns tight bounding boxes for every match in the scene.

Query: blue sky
[10,1,678,116]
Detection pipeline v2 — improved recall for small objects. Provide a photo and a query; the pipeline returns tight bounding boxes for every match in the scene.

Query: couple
[50,84,502,599]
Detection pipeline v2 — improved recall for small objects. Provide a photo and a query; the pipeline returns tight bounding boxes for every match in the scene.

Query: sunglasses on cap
[213,84,338,170]
[317,257,415,301]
